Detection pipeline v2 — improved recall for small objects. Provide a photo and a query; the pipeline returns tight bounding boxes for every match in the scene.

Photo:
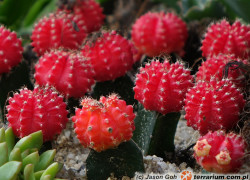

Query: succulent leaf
[21,149,31,159]
[0,142,8,166]
[35,150,56,171]
[22,151,40,171]
[24,164,36,180]
[14,131,43,153]
[28,131,43,150]
[9,148,22,162]
[14,136,33,153]
[34,170,44,180]
[0,161,22,180]
[0,128,61,180]
[40,162,59,180]
[5,128,15,156]
[41,175,51,180]
[0,128,5,143]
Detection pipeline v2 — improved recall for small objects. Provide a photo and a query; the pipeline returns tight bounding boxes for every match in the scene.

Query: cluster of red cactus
[0,0,249,176]
[1,0,137,153]
[189,19,249,173]
[132,16,248,173]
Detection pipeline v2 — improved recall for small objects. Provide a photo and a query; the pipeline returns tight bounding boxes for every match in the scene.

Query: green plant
[0,127,64,180]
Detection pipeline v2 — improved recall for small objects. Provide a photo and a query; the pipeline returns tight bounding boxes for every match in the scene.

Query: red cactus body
[201,20,250,59]
[68,0,105,33]
[132,12,188,57]
[185,79,245,135]
[196,54,247,89]
[72,94,135,152]
[7,87,68,141]
[0,26,23,74]
[134,60,193,114]
[81,31,134,82]
[31,12,87,56]
[194,131,246,173]
[34,50,95,98]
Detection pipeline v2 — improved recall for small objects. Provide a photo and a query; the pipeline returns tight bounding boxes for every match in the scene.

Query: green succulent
[0,127,65,180]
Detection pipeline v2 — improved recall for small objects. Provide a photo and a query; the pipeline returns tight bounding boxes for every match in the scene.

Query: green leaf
[35,150,56,171]
[220,0,250,23]
[0,127,5,143]
[34,0,57,19]
[91,74,137,105]
[95,0,111,3]
[14,136,33,153]
[14,130,43,154]
[9,148,22,162]
[22,0,51,27]
[34,170,44,180]
[5,128,15,156]
[0,142,8,166]
[41,175,51,180]
[86,140,144,180]
[30,148,38,154]
[22,149,31,159]
[22,151,40,171]
[40,162,59,180]
[24,164,36,180]
[132,103,158,155]
[182,0,210,15]
[0,161,22,180]
[182,0,226,21]
[29,130,43,150]
[0,0,36,28]
[18,0,57,36]
[148,112,181,158]
[152,0,181,13]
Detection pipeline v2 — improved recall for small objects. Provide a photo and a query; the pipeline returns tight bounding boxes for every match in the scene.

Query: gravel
[174,116,200,150]
[52,121,89,179]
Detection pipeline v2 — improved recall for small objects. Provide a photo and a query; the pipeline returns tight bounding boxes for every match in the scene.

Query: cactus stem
[148,112,181,161]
